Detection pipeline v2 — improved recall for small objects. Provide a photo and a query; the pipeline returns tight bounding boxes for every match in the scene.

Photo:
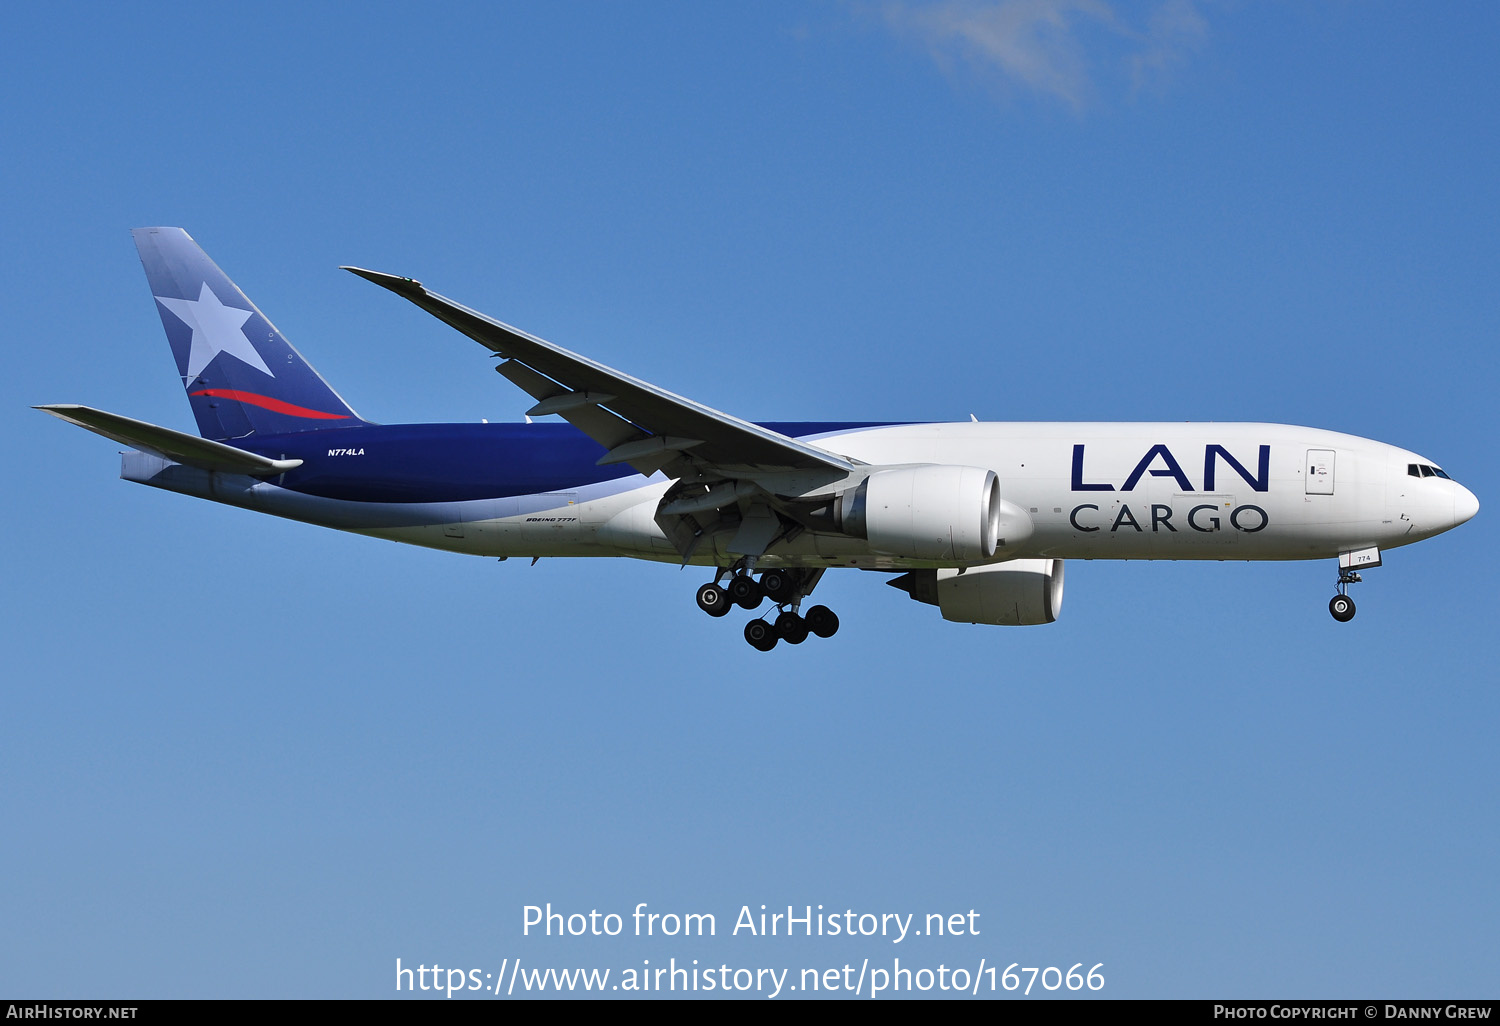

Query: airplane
[39,228,1479,650]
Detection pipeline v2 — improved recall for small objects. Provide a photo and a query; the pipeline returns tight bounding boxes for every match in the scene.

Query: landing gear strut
[1329,570,1360,622]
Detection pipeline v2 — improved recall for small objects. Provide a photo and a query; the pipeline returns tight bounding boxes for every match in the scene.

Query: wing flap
[36,404,302,477]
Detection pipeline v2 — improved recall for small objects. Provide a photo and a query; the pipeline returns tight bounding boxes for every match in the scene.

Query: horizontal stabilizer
[35,404,303,476]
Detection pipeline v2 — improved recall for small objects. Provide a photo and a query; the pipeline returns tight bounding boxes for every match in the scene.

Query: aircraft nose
[1454,483,1480,526]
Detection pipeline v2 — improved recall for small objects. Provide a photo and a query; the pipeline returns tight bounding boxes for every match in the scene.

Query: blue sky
[3,1,1497,999]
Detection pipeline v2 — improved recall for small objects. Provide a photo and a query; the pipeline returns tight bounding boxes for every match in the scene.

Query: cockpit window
[1434,468,1451,479]
[1420,465,1435,477]
[1408,463,1451,480]
[1409,464,1421,477]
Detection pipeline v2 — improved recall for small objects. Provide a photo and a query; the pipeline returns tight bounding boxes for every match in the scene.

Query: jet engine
[837,465,1001,562]
[889,559,1065,625]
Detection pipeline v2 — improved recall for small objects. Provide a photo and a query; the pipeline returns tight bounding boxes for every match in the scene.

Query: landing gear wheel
[695,582,731,617]
[761,569,797,604]
[775,611,809,645]
[1329,595,1356,622]
[728,574,764,610]
[805,605,839,638]
[744,619,778,651]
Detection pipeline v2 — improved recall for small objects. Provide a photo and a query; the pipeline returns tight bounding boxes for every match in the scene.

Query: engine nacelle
[840,465,1001,561]
[890,559,1065,626]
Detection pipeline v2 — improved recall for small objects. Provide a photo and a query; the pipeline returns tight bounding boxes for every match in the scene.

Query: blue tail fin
[132,227,368,440]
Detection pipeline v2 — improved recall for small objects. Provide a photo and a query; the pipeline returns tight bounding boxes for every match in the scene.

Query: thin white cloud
[878,0,1209,109]
[1129,0,1209,95]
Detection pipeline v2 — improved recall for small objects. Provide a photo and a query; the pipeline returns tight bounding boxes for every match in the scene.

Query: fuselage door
[1306,449,1335,495]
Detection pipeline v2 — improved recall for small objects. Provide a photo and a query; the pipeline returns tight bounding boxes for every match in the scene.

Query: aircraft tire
[1329,595,1356,622]
[729,574,764,609]
[745,619,778,651]
[776,611,809,645]
[761,569,796,604]
[696,583,731,617]
[805,605,839,638]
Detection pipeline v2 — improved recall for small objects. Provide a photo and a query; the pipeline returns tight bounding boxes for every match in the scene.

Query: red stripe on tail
[189,389,351,420]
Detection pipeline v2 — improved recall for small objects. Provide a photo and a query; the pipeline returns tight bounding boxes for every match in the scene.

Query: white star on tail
[156,282,274,380]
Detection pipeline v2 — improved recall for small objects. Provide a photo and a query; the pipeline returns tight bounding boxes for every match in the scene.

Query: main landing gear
[695,565,839,651]
[1329,570,1360,623]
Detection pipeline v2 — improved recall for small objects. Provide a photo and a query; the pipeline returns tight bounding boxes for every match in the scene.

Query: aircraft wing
[35,404,303,476]
[342,267,856,481]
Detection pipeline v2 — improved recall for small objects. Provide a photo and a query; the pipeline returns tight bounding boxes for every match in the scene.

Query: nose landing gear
[1328,549,1381,622]
[1329,569,1361,622]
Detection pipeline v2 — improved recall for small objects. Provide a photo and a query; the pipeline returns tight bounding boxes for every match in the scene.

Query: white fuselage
[321,422,1475,569]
